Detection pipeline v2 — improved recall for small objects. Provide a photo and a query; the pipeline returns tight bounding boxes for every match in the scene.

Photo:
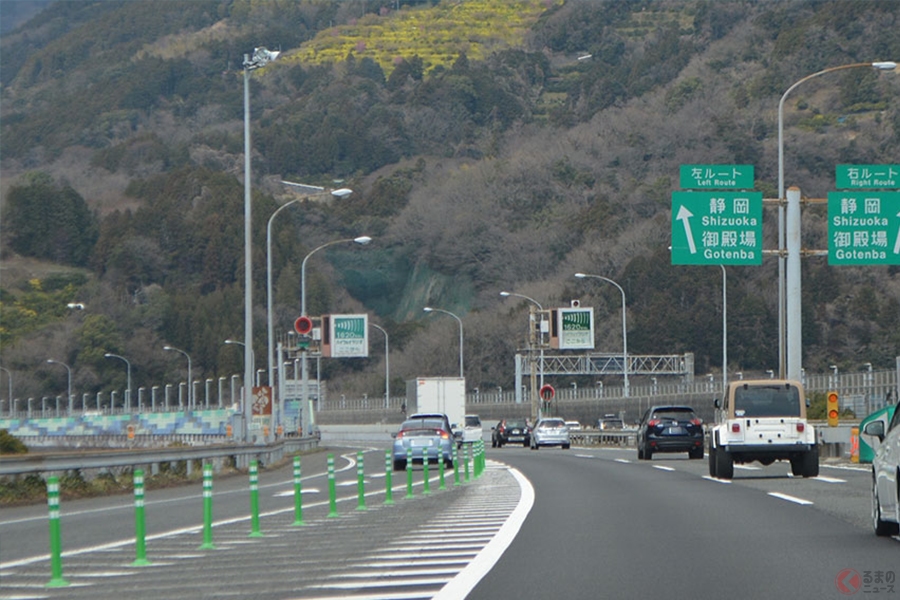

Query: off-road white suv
[708,379,819,480]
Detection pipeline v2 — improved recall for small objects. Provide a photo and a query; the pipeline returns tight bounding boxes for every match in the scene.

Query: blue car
[392,413,455,471]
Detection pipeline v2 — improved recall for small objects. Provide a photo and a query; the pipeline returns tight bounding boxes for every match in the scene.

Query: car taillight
[796,423,805,433]
[690,418,702,426]
[648,419,661,428]
[731,423,741,433]
[396,431,405,439]
[438,430,450,439]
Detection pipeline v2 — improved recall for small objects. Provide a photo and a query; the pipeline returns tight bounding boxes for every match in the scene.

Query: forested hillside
[1,0,899,403]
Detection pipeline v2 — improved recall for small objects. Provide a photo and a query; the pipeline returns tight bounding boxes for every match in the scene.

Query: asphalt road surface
[1,443,897,599]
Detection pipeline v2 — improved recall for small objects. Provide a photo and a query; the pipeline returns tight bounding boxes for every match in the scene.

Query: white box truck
[406,377,467,439]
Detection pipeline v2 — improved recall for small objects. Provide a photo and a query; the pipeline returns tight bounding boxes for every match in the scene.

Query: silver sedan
[530,417,571,450]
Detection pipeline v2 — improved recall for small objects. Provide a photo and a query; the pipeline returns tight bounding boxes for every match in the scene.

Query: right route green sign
[828,191,900,265]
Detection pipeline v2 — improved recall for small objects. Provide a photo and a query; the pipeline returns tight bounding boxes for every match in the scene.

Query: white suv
[708,380,818,480]
[462,414,483,444]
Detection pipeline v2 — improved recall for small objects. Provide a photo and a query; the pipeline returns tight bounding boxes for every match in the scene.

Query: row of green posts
[41,440,486,588]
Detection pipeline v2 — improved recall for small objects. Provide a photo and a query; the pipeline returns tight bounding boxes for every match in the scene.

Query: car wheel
[689,447,704,460]
[523,438,530,447]
[393,459,406,472]
[637,445,644,460]
[644,445,653,460]
[491,437,497,448]
[708,440,718,478]
[563,443,570,450]
[800,445,819,478]
[872,475,900,537]
[714,445,733,480]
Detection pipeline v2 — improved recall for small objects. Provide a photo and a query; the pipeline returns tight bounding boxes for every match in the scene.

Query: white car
[530,418,570,450]
[863,406,900,536]
[461,414,483,444]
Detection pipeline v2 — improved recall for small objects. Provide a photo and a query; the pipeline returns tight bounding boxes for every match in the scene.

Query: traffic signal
[826,390,839,427]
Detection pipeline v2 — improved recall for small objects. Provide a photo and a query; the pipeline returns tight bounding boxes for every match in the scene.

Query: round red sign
[294,316,313,335]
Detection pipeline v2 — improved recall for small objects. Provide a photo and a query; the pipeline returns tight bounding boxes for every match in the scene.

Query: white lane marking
[575,454,595,459]
[614,458,631,464]
[822,464,870,473]
[432,467,534,600]
[702,476,732,484]
[273,487,321,497]
[652,465,675,472]
[735,464,761,470]
[768,492,813,505]
[813,475,846,484]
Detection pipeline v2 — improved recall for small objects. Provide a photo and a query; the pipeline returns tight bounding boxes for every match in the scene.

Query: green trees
[2,173,98,267]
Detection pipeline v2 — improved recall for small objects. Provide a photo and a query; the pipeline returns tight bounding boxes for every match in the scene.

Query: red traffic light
[294,316,313,335]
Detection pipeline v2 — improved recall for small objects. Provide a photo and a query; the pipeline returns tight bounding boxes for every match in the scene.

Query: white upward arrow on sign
[676,205,697,254]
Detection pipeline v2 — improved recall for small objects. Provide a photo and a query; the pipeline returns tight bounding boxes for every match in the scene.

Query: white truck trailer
[406,377,467,437]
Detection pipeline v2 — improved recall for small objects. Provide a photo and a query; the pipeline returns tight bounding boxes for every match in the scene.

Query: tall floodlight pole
[370,323,390,410]
[423,307,464,378]
[162,346,192,408]
[300,235,372,434]
[243,46,280,442]
[575,273,629,397]
[104,353,132,411]
[46,360,72,411]
[777,61,897,381]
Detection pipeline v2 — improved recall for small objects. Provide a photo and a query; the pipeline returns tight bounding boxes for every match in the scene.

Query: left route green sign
[671,191,763,265]
[680,164,754,190]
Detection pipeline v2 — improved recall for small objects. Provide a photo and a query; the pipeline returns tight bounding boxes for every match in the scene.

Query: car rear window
[651,408,696,420]
[465,416,481,427]
[541,419,565,427]
[734,385,801,417]
[401,418,446,431]
[507,420,527,429]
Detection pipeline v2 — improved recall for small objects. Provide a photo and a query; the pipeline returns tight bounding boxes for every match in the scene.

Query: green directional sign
[680,164,754,190]
[835,164,900,190]
[828,191,900,265]
[671,191,763,265]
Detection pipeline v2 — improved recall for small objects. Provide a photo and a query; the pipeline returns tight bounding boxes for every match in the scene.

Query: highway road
[0,442,897,599]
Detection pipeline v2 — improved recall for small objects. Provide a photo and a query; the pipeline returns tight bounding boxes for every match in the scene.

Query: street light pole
[267,184,356,398]
[104,353,132,411]
[46,359,72,412]
[423,307,464,378]
[720,265,727,394]
[777,61,897,382]
[243,46,280,442]
[370,323,390,410]
[575,273,629,397]
[500,290,545,416]
[299,235,372,434]
[266,198,299,391]
[162,346,192,408]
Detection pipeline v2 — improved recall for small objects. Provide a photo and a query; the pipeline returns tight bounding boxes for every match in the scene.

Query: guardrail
[570,430,637,447]
[0,437,319,477]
